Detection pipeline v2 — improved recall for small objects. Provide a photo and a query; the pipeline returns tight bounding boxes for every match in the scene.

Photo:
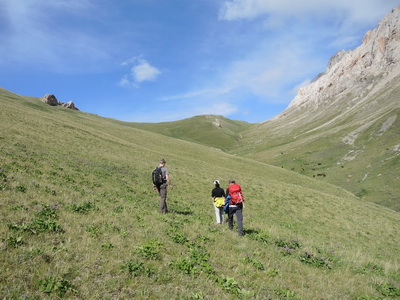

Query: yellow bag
[214,197,225,208]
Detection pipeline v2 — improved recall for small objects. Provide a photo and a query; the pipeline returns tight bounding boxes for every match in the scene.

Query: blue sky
[1,0,398,123]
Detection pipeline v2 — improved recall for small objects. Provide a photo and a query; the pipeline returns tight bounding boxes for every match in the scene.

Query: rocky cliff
[288,6,400,110]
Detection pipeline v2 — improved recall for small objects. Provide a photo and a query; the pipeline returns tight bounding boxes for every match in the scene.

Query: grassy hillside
[125,115,252,152]
[1,89,400,299]
[114,80,400,212]
[234,77,400,212]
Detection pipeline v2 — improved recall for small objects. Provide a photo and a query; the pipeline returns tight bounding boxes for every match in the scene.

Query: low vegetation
[1,89,399,299]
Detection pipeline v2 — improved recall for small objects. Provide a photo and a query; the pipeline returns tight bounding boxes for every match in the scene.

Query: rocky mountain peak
[287,6,400,110]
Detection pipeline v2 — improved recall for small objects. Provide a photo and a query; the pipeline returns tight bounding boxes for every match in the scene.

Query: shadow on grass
[171,210,194,215]
[243,228,262,235]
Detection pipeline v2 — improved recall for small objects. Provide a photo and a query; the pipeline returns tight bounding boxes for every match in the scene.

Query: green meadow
[1,88,399,299]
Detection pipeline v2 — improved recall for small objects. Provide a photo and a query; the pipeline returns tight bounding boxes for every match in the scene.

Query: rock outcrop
[41,94,79,110]
[42,94,59,106]
[288,6,400,109]
[213,118,222,128]
[61,101,78,110]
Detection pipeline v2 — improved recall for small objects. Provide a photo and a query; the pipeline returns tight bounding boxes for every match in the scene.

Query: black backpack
[152,167,164,186]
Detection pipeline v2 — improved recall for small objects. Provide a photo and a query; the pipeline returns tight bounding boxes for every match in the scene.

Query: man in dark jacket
[153,159,171,213]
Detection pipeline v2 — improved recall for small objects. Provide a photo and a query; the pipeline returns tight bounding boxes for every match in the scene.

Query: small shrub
[174,257,199,275]
[11,204,28,211]
[36,204,59,220]
[173,242,214,276]
[85,225,101,237]
[360,263,385,276]
[217,275,241,295]
[30,218,63,233]
[121,261,145,277]
[8,204,63,234]
[169,231,189,245]
[275,238,302,250]
[16,185,27,193]
[243,256,265,271]
[245,228,270,244]
[38,275,76,297]
[68,201,96,214]
[6,235,23,248]
[137,239,163,260]
[8,222,31,232]
[101,243,114,250]
[298,251,337,269]
[376,282,400,297]
[274,287,298,299]
[121,260,155,278]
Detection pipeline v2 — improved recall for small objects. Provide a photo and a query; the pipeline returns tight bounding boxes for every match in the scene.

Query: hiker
[211,180,226,224]
[152,159,171,213]
[226,179,245,236]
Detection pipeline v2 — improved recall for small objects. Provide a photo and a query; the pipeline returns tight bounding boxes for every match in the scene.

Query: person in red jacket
[225,179,244,236]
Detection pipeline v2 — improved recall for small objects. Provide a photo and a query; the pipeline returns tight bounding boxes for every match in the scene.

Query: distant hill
[1,87,399,299]
[126,115,252,151]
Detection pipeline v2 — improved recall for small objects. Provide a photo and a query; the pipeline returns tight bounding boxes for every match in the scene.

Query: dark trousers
[228,205,243,236]
[156,183,168,213]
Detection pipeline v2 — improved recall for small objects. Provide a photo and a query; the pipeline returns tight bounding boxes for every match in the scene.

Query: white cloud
[119,57,161,87]
[219,0,398,24]
[132,60,161,83]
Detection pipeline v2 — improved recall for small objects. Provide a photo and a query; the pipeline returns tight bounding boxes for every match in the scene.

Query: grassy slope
[230,79,400,212]
[125,115,252,151]
[1,89,400,299]
[118,80,400,212]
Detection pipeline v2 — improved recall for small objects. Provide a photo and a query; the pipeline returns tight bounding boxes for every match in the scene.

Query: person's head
[159,159,166,166]
[213,180,220,187]
[229,179,235,185]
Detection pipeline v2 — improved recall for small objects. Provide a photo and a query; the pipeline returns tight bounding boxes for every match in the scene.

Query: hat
[213,180,220,185]
[229,179,235,183]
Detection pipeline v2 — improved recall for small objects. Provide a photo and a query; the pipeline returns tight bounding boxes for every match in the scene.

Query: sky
[1,0,399,123]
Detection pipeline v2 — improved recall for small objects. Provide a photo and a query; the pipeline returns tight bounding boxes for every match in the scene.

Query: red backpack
[229,184,244,205]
